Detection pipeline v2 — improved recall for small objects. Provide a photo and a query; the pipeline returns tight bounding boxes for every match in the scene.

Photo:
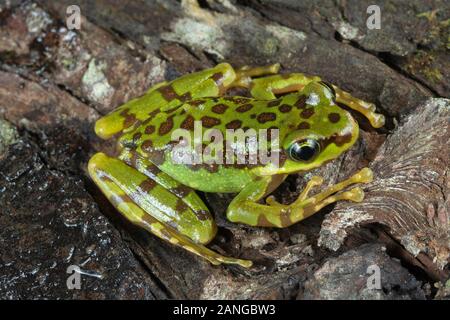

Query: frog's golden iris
[88,63,384,267]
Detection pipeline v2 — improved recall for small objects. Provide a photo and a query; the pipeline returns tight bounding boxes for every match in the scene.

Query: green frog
[88,63,384,268]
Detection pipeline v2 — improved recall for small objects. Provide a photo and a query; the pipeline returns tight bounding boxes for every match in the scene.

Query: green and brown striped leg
[226,168,373,228]
[331,85,385,128]
[230,63,281,88]
[246,73,321,100]
[246,73,385,128]
[88,152,252,268]
[95,63,238,139]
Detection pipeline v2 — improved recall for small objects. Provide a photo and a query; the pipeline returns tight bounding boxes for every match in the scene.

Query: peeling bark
[319,98,450,279]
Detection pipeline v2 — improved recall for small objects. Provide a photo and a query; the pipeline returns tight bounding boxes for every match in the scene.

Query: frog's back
[117,95,307,192]
[120,95,306,148]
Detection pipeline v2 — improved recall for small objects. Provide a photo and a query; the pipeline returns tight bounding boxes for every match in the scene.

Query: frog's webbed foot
[265,175,323,207]
[266,170,371,220]
[88,152,252,268]
[331,85,385,128]
[228,168,373,228]
[287,168,373,222]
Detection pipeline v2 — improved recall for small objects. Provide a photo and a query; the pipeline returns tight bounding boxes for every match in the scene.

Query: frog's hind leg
[95,62,238,139]
[95,62,283,139]
[88,152,252,268]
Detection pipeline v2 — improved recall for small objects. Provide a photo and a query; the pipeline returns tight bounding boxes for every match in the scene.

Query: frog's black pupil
[289,139,320,162]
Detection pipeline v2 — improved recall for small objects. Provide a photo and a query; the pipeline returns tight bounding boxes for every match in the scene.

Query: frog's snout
[95,116,121,140]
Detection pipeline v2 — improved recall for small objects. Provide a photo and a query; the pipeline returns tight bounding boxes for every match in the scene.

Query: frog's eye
[318,81,336,101]
[288,139,321,162]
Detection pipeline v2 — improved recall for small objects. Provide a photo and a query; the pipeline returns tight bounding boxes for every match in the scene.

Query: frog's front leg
[226,168,373,227]
[244,73,385,128]
[88,152,252,268]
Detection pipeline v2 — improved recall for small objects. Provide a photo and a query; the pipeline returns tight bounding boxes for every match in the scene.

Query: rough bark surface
[0,0,448,299]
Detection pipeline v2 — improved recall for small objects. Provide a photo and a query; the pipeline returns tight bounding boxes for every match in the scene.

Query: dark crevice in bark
[375,52,441,97]
[369,223,446,292]
[202,50,220,65]
[123,243,174,299]
[236,0,321,37]
[237,0,439,100]
[197,0,212,10]
[55,83,104,116]
[160,40,203,64]
[333,31,441,98]
[107,26,150,62]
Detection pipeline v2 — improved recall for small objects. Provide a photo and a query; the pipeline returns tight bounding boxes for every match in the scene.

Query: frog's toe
[265,195,282,206]
[371,113,386,128]
[354,167,374,184]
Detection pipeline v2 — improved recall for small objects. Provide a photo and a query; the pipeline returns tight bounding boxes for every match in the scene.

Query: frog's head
[259,81,359,176]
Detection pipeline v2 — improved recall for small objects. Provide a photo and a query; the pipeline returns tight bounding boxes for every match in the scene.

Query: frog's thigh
[118,149,213,230]
[88,152,252,267]
[146,63,238,99]
[95,63,238,139]
[88,152,216,243]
